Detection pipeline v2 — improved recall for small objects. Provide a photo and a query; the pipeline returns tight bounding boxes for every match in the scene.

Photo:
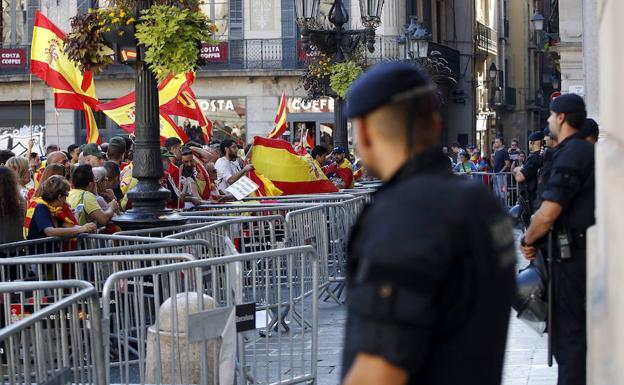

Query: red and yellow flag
[267,92,287,139]
[23,198,78,239]
[250,136,338,195]
[31,11,100,143]
[304,129,314,149]
[97,88,189,144]
[160,73,212,143]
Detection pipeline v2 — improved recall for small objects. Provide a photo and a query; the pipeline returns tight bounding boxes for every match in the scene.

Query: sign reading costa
[0,49,27,68]
[200,42,228,63]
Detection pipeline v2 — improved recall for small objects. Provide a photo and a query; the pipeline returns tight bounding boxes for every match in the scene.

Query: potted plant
[63,0,218,78]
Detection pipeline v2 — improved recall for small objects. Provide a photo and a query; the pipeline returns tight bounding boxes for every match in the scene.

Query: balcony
[476,22,498,56]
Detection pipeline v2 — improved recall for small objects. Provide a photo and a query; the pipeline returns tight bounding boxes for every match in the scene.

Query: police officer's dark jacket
[343,147,516,385]
[541,135,595,241]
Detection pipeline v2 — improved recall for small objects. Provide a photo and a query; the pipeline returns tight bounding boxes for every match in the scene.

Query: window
[1,0,27,46]
[201,0,229,40]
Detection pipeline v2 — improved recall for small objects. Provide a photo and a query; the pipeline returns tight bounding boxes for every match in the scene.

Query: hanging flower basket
[64,3,218,78]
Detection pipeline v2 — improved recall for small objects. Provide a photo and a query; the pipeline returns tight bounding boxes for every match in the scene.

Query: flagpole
[28,71,33,154]
[54,108,60,146]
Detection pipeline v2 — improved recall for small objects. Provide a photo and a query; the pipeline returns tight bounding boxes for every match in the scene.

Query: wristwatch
[520,236,533,247]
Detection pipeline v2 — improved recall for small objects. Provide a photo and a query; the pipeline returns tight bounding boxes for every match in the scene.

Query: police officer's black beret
[345,62,434,119]
[543,127,551,137]
[529,132,545,142]
[549,93,586,114]
[579,118,599,139]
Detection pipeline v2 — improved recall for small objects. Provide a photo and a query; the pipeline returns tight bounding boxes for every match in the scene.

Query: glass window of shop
[286,96,335,149]
[1,0,27,45]
[201,0,229,40]
[197,97,247,146]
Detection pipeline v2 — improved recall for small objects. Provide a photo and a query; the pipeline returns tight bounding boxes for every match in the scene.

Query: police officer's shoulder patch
[488,215,516,268]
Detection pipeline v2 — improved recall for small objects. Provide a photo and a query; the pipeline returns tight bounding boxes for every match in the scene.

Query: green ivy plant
[329,61,364,98]
[135,5,218,80]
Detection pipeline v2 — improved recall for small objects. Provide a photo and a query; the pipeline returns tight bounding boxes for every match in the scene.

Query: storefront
[284,96,335,148]
[197,97,247,145]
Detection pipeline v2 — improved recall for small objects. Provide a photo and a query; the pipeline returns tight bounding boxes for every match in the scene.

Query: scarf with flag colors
[267,92,287,139]
[31,11,100,143]
[23,197,78,239]
[250,136,338,195]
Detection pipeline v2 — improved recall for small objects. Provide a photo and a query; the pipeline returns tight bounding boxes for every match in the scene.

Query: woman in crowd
[0,166,26,244]
[31,164,66,199]
[23,175,96,240]
[5,156,32,200]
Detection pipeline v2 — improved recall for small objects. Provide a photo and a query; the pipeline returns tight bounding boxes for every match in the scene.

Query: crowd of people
[0,134,363,245]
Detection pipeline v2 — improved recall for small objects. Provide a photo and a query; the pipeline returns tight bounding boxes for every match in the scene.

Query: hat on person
[332,146,347,154]
[549,93,586,114]
[109,136,127,151]
[543,126,551,137]
[529,131,545,142]
[345,62,434,119]
[82,143,105,159]
[161,147,174,159]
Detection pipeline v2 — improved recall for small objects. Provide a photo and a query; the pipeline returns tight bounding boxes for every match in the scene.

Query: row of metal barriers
[0,188,374,385]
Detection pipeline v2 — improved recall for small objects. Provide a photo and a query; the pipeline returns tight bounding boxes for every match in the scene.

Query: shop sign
[287,97,334,113]
[200,42,228,63]
[0,49,27,68]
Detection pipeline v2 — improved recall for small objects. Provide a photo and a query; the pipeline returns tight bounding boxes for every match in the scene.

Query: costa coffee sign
[200,42,228,63]
[0,49,27,68]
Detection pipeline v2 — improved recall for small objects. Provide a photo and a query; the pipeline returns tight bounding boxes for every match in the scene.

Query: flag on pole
[97,91,188,144]
[250,136,338,195]
[304,129,314,149]
[267,92,288,139]
[31,11,100,143]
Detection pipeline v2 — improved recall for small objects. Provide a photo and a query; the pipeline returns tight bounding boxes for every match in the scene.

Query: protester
[5,157,29,198]
[67,144,80,165]
[322,147,354,189]
[67,165,118,226]
[103,161,124,201]
[106,136,127,169]
[32,164,66,199]
[0,166,26,244]
[215,139,253,192]
[29,152,41,173]
[454,152,477,173]
[24,175,96,240]
[123,137,134,164]
[81,144,105,167]
[341,62,514,385]
[92,166,118,209]
[0,150,15,165]
[45,144,60,156]
[311,145,329,168]
[180,147,212,202]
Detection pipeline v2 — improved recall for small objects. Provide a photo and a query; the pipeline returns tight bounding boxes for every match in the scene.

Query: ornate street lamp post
[114,0,186,229]
[294,0,384,150]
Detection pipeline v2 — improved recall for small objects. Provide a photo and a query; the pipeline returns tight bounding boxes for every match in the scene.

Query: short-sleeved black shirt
[342,148,516,385]
[541,136,595,233]
[493,148,510,172]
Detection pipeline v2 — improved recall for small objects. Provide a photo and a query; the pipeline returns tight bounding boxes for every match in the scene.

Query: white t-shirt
[215,157,242,192]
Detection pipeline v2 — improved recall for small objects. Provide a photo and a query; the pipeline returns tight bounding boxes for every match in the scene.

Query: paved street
[314,300,557,385]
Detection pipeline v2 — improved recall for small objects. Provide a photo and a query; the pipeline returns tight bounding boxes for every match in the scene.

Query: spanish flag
[31,11,100,143]
[23,198,78,239]
[160,73,213,143]
[304,129,314,149]
[250,136,338,195]
[97,89,189,144]
[267,92,287,139]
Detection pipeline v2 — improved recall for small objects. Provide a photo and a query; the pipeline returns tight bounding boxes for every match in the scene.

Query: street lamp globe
[531,10,546,32]
[359,0,385,27]
[489,62,498,81]
[295,0,320,24]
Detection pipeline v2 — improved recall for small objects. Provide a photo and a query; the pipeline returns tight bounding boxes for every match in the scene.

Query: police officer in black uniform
[514,131,544,215]
[520,94,594,385]
[341,62,516,385]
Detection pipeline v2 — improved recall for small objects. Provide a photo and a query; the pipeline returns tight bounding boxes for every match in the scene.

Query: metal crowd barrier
[100,246,318,385]
[241,193,357,204]
[458,171,519,210]
[0,280,106,385]
[167,216,285,256]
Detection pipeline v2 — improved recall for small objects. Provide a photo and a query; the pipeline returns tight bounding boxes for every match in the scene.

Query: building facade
[0,0,510,153]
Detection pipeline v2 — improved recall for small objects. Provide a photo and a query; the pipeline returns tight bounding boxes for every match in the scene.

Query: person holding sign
[215,139,254,192]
